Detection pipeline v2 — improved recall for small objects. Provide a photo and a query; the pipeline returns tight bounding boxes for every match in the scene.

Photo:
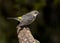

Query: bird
[7,10,39,26]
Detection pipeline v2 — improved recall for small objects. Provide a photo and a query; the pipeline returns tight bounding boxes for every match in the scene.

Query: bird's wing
[19,14,36,26]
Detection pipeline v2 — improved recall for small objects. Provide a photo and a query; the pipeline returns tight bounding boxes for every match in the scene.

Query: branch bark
[16,26,40,43]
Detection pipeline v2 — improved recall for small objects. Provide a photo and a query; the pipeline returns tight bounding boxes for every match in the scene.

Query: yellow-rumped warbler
[7,10,39,26]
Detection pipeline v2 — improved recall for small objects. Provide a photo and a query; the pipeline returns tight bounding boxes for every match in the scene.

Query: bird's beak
[38,13,40,14]
[38,12,40,15]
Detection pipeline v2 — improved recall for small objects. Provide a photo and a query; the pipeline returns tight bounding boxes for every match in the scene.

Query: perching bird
[7,10,39,26]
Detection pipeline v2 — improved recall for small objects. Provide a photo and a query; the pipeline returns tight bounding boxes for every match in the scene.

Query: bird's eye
[34,12,38,14]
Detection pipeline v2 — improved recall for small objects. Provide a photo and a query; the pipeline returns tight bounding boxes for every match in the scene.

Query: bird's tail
[7,17,20,22]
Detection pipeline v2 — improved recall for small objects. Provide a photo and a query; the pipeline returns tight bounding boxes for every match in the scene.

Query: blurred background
[0,0,60,43]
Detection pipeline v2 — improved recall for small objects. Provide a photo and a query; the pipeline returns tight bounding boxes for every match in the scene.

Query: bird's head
[30,10,40,17]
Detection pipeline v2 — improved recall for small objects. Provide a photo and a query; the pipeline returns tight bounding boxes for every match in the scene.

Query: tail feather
[7,17,20,22]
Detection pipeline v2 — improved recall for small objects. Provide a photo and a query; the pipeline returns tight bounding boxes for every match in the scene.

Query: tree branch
[16,25,40,43]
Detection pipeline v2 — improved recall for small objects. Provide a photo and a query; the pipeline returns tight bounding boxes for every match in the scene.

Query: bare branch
[16,26,40,43]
